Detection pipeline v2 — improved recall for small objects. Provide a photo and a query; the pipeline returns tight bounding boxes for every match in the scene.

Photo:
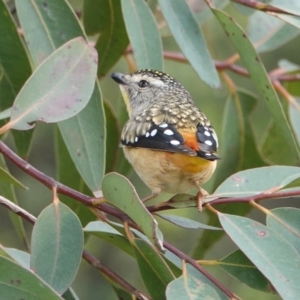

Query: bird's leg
[142,192,159,203]
[196,188,209,212]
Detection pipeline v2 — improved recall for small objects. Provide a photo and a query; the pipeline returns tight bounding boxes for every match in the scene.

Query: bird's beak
[111,73,127,85]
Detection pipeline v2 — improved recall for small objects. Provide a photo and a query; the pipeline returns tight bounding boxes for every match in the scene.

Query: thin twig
[230,0,299,16]
[82,250,149,300]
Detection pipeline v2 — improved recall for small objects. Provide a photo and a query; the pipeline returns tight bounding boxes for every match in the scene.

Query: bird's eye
[138,80,149,88]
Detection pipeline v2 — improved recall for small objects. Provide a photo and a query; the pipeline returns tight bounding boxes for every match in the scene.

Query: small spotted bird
[111,70,219,210]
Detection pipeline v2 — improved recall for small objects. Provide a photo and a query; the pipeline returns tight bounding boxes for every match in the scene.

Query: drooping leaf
[30,201,84,294]
[83,0,129,77]
[0,245,30,269]
[219,213,300,300]
[0,155,28,248]
[104,101,120,173]
[156,214,222,230]
[213,90,265,188]
[210,7,300,162]
[0,255,62,300]
[158,0,220,88]
[121,0,163,70]
[134,239,175,300]
[102,172,164,251]
[8,38,97,131]
[219,250,275,293]
[0,0,33,156]
[54,128,95,227]
[248,12,299,52]
[84,221,134,256]
[16,0,106,194]
[267,207,300,254]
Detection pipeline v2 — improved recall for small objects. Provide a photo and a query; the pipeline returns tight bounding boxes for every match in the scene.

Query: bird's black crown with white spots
[111,69,219,161]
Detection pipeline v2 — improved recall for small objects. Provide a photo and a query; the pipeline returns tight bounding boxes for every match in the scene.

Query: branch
[82,251,149,300]
[230,0,299,16]
[0,194,148,299]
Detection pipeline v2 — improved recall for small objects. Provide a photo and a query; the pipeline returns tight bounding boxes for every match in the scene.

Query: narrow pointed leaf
[83,0,129,76]
[16,0,106,192]
[158,0,220,88]
[289,99,300,145]
[166,273,221,300]
[0,246,30,269]
[210,7,300,161]
[30,201,84,294]
[0,0,33,156]
[102,173,164,251]
[219,213,300,300]
[0,166,26,189]
[213,166,300,197]
[219,250,275,293]
[267,207,300,254]
[248,0,300,52]
[213,90,265,188]
[0,255,62,300]
[10,37,97,130]
[84,221,134,256]
[134,239,175,300]
[156,214,222,230]
[121,0,163,70]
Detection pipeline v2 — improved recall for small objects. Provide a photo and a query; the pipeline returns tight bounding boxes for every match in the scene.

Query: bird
[111,69,219,210]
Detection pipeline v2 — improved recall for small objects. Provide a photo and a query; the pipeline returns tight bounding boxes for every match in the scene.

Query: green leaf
[30,201,84,294]
[213,90,265,188]
[212,166,300,198]
[0,155,28,248]
[83,0,129,77]
[289,99,300,145]
[163,251,228,300]
[134,239,175,300]
[219,250,275,293]
[157,0,220,88]
[0,255,62,299]
[210,8,300,161]
[248,12,299,52]
[62,287,79,300]
[9,37,97,131]
[84,221,134,256]
[121,0,163,70]
[267,207,300,254]
[102,172,164,251]
[156,214,222,230]
[16,0,106,193]
[218,213,300,300]
[54,128,95,227]
[260,120,299,165]
[0,0,33,156]
[104,101,120,173]
[166,273,221,300]
[0,166,26,189]
[0,245,30,269]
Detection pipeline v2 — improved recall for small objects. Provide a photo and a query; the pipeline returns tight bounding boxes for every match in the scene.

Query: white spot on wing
[151,129,157,136]
[170,140,180,146]
[145,132,150,138]
[159,123,168,128]
[164,129,174,135]
[205,140,213,146]
[135,137,138,142]
[205,153,211,156]
[204,131,210,136]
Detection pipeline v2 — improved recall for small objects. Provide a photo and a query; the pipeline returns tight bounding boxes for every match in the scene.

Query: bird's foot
[197,188,209,212]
